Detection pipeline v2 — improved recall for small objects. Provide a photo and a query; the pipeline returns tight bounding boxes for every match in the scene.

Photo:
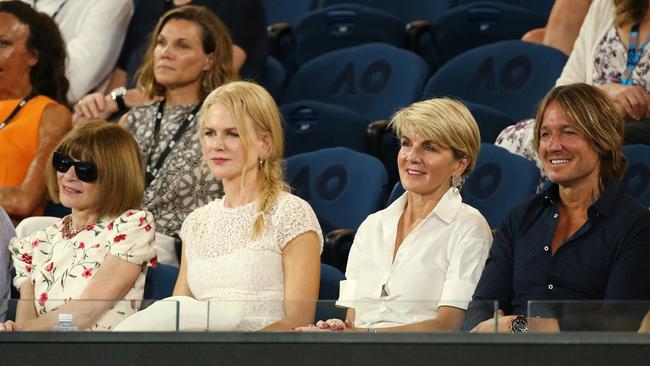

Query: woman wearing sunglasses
[75,6,236,266]
[2,121,156,331]
[0,2,71,223]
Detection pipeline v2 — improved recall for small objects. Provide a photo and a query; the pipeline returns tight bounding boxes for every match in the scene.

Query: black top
[117,0,267,84]
[464,179,650,330]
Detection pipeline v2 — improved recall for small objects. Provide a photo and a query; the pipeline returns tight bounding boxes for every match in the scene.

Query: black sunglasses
[52,151,98,182]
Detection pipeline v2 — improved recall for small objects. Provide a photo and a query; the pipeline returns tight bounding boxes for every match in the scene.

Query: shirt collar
[542,179,621,217]
[386,187,462,224]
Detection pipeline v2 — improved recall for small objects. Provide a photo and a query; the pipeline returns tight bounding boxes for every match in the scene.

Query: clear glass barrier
[198,299,500,333]
[1,299,180,332]
[0,299,498,333]
[528,300,650,332]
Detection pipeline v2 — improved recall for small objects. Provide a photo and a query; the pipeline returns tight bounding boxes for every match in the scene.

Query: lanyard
[0,93,36,131]
[145,101,202,188]
[621,23,650,86]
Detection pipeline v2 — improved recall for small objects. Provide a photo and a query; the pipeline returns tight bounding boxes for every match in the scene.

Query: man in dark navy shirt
[466,83,650,332]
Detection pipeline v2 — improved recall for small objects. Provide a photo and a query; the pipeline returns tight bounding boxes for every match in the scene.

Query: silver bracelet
[367,327,377,333]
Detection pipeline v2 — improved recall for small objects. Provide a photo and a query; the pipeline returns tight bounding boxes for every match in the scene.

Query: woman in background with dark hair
[0,1,71,222]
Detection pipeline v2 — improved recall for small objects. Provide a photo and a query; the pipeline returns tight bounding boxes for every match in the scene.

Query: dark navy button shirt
[464,179,650,330]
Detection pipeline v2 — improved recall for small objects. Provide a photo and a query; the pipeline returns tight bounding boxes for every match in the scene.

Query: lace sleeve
[179,208,198,245]
[271,194,323,252]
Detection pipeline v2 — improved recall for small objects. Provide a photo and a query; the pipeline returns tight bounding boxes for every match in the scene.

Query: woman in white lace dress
[166,81,322,331]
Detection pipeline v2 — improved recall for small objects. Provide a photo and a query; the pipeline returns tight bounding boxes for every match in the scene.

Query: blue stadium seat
[290,4,406,67]
[466,101,515,143]
[322,0,455,22]
[462,143,540,228]
[143,263,179,300]
[457,0,555,20]
[283,43,428,121]
[423,40,567,121]
[425,2,546,70]
[263,0,317,25]
[260,56,286,102]
[285,147,388,234]
[317,263,346,321]
[622,144,650,207]
[281,101,370,156]
[387,181,405,206]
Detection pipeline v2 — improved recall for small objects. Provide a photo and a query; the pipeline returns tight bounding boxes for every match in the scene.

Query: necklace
[61,215,96,240]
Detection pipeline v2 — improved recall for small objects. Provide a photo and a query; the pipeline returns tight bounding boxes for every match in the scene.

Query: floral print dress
[10,210,157,330]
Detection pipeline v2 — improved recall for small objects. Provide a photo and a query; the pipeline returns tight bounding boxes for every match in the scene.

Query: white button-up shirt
[337,188,492,328]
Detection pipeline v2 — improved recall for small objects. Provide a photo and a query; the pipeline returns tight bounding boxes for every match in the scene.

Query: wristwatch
[510,315,528,333]
[110,86,128,112]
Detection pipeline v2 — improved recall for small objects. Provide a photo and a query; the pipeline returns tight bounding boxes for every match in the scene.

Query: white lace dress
[179,192,323,331]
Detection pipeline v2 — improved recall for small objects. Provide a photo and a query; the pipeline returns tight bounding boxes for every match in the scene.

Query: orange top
[0,95,57,214]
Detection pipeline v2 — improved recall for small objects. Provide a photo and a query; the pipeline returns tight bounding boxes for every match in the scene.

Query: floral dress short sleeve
[9,210,156,330]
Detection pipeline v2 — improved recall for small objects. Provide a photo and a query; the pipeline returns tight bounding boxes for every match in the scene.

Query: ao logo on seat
[292,165,348,201]
[327,60,391,96]
[466,163,502,199]
[469,55,532,91]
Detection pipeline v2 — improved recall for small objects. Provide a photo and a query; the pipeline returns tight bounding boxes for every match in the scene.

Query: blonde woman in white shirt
[297,98,492,333]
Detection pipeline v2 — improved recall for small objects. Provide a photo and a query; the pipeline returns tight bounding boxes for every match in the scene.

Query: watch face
[511,315,528,333]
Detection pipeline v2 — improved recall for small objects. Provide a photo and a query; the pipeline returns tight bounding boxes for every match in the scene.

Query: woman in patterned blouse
[2,121,156,331]
[74,6,238,265]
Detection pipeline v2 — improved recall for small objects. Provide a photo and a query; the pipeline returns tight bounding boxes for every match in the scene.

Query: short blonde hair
[46,121,145,217]
[198,81,288,238]
[389,98,481,177]
[533,83,628,190]
[135,5,238,100]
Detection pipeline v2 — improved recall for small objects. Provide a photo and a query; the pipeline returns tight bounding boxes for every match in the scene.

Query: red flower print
[38,292,48,307]
[21,253,32,264]
[25,265,31,273]
[45,262,54,272]
[93,243,101,249]
[31,239,40,248]
[79,242,85,249]
[82,268,93,278]
[145,224,152,232]
[87,223,95,230]
[149,256,158,268]
[139,216,146,226]
[114,234,127,243]
[107,222,114,230]
[127,211,135,217]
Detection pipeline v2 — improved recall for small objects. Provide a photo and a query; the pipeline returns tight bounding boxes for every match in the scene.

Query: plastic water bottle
[53,313,78,331]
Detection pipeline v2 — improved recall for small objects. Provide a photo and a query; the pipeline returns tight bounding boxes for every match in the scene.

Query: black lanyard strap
[145,101,202,188]
[0,93,36,131]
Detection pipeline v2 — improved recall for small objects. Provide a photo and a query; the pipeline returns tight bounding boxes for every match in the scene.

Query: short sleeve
[271,194,323,252]
[179,209,197,245]
[107,210,156,266]
[9,232,38,290]
[438,215,492,310]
